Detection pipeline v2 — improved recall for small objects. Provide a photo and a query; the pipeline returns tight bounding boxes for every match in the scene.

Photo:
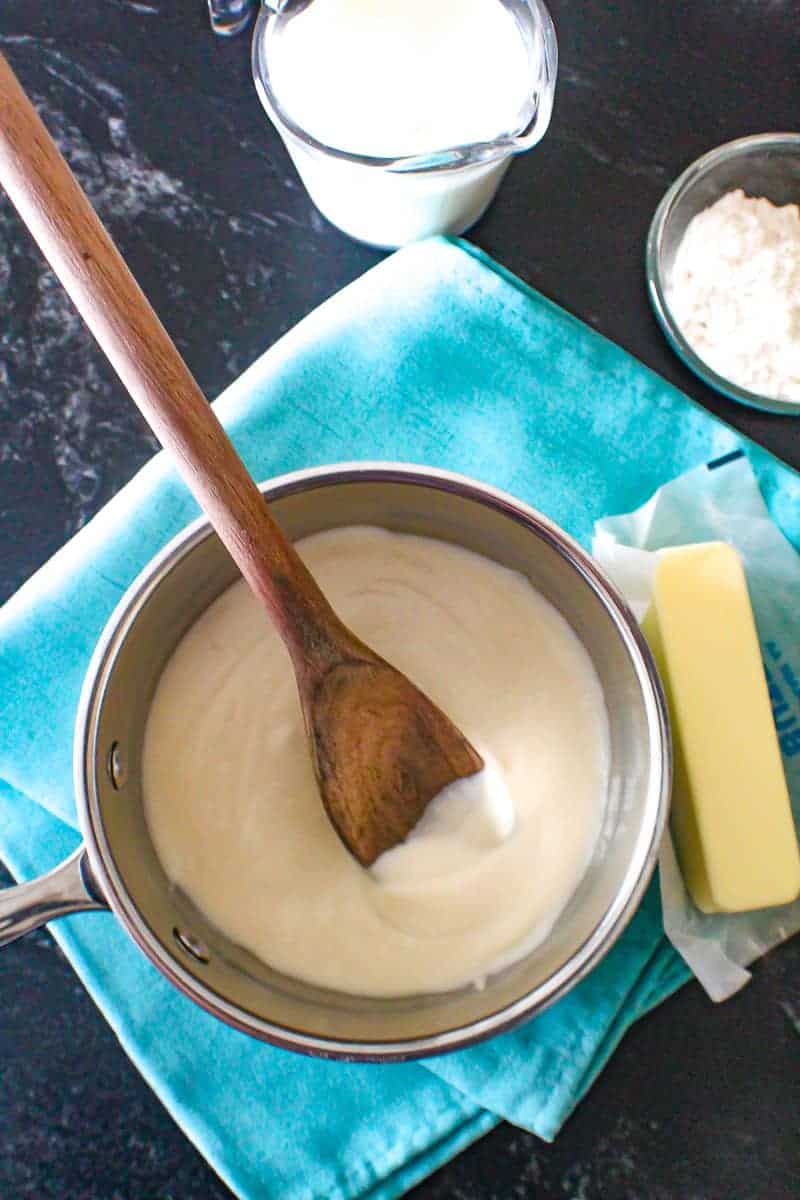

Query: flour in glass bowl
[668,189,800,403]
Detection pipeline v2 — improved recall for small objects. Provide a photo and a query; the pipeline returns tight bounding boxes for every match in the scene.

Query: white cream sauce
[143,527,609,996]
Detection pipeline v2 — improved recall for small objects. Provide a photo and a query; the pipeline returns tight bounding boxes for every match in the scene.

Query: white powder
[668,189,800,403]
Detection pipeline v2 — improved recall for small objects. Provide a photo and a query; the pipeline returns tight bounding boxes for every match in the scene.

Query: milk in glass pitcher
[252,0,558,247]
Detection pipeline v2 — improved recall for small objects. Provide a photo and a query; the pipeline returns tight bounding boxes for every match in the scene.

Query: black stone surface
[1,2,799,1197]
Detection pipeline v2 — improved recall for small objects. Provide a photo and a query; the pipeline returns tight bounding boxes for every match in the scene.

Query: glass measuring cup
[251,0,558,248]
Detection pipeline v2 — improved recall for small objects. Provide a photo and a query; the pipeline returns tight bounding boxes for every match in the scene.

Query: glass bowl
[646,133,800,416]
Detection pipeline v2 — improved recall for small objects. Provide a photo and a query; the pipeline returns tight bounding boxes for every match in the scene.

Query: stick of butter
[642,541,800,914]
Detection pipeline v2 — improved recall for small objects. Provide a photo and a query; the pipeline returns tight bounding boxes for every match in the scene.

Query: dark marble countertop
[1,2,799,1197]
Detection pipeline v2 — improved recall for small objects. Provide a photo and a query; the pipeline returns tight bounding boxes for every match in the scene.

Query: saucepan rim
[73,461,671,1061]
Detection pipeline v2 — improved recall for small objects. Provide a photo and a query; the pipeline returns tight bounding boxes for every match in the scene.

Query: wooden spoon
[0,52,483,867]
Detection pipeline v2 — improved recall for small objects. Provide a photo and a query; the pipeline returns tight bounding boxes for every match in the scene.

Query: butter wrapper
[593,452,800,1001]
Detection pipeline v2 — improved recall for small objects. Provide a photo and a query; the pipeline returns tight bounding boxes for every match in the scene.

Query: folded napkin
[3,237,800,1200]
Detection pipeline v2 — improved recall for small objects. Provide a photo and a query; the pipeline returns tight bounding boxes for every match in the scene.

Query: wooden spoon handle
[0,51,338,665]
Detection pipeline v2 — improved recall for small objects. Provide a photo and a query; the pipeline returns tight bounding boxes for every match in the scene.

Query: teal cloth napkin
[3,237,800,1199]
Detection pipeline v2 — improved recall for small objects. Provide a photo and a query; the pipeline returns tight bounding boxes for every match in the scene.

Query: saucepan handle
[0,847,107,948]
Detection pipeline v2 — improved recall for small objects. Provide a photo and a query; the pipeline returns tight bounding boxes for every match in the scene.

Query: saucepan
[0,462,671,1060]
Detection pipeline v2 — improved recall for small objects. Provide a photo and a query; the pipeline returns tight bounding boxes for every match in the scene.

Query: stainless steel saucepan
[0,463,671,1061]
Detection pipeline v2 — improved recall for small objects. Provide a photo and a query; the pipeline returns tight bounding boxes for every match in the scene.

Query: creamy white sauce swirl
[143,527,609,996]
